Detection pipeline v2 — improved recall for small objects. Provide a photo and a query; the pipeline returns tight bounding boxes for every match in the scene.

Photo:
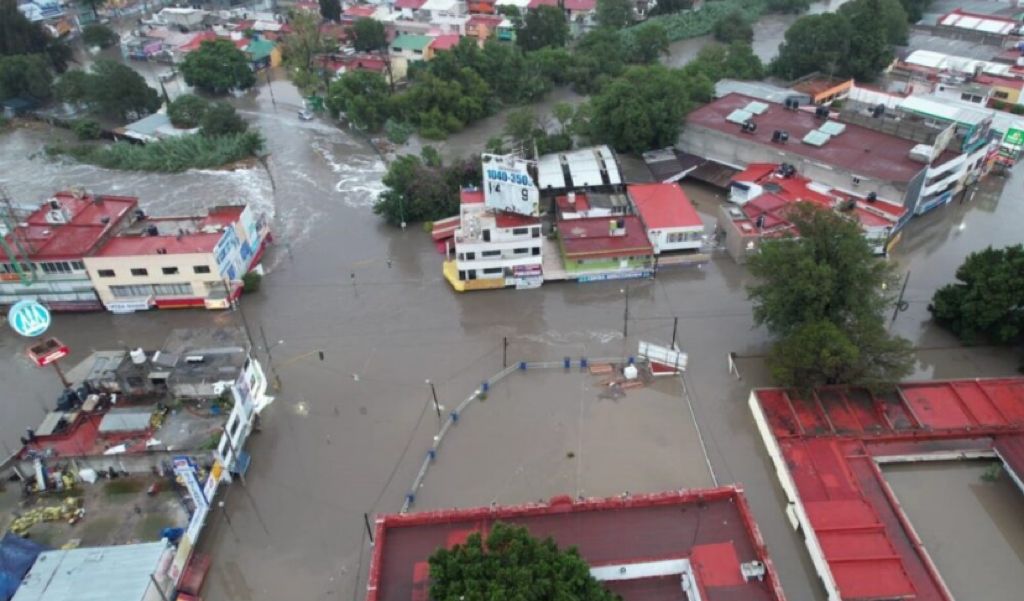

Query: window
[71,261,84,271]
[97,269,116,278]
[465,252,475,260]
[130,268,148,276]
[512,227,529,236]
[40,261,73,274]
[483,267,503,275]
[482,230,491,242]
[481,250,501,257]
[532,247,540,256]
[994,91,1010,100]
[161,267,179,275]
[193,265,211,274]
[153,283,192,296]
[109,284,153,298]
[532,227,540,238]
[513,248,529,255]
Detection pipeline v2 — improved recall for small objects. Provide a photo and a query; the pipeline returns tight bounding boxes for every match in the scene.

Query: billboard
[482,154,539,217]
[1004,127,1024,147]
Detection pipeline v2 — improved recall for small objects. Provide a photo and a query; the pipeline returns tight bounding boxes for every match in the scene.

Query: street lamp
[620,286,630,338]
[425,379,442,426]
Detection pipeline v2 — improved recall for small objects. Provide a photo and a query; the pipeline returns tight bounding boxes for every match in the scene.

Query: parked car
[298,108,315,121]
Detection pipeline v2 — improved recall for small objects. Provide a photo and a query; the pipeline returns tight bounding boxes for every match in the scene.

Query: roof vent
[741,120,757,133]
[784,97,801,110]
[867,191,878,203]
[740,560,766,582]
[771,130,789,143]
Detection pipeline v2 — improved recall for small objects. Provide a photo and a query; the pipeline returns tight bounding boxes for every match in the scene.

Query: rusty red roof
[752,378,1024,601]
[395,0,427,8]
[687,93,955,184]
[558,216,653,259]
[563,0,596,10]
[460,189,484,205]
[367,487,788,601]
[429,34,461,51]
[628,183,702,230]
[494,212,540,228]
[0,192,138,261]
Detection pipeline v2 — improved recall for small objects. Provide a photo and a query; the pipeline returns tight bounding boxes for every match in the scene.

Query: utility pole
[670,316,678,350]
[52,360,71,389]
[502,336,508,368]
[364,512,375,543]
[890,271,911,328]
[621,286,630,338]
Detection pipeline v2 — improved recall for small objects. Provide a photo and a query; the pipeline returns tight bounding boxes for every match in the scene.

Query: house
[556,215,654,281]
[976,74,1024,106]
[155,7,207,31]
[390,33,434,61]
[718,163,905,261]
[319,53,392,79]
[788,75,853,105]
[245,37,282,69]
[342,4,380,22]
[466,14,514,42]
[564,0,597,30]
[442,189,544,291]
[11,542,175,601]
[82,205,271,312]
[0,191,138,311]
[627,183,704,254]
[682,93,982,218]
[395,0,428,18]
[429,33,462,53]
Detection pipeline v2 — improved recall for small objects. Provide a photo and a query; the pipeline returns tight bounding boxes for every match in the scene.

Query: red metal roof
[95,232,223,257]
[395,0,427,9]
[344,5,377,17]
[460,189,484,205]
[628,183,702,230]
[467,14,503,27]
[527,0,558,7]
[752,378,1024,601]
[687,93,956,184]
[179,31,218,53]
[429,34,461,51]
[563,0,596,10]
[555,193,591,214]
[366,487,788,601]
[0,192,138,261]
[494,212,539,228]
[558,216,653,259]
[976,73,1024,90]
[733,163,777,183]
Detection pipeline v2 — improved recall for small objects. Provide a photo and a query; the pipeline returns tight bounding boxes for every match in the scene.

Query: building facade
[627,183,704,254]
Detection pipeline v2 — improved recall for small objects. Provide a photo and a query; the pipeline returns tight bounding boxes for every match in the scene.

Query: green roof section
[246,38,276,61]
[391,34,433,52]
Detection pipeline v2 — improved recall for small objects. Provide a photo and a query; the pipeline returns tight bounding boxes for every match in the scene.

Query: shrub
[51,131,265,172]
[71,119,102,140]
[384,119,414,144]
[242,271,262,293]
[167,94,208,129]
[82,24,120,49]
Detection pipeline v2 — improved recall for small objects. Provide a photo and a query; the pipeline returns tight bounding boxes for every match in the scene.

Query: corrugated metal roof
[98,408,153,433]
[12,542,169,601]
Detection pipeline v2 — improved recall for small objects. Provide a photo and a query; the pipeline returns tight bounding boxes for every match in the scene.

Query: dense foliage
[374,152,481,225]
[621,0,765,45]
[200,101,249,137]
[765,0,810,14]
[0,54,53,100]
[772,0,906,81]
[747,204,913,389]
[50,131,264,172]
[319,0,341,22]
[82,24,120,49]
[167,94,208,129]
[649,0,693,16]
[282,10,330,94]
[0,0,71,72]
[181,39,256,94]
[517,5,569,51]
[71,118,101,140]
[597,0,634,29]
[53,61,160,121]
[588,64,687,154]
[326,70,391,130]
[712,10,754,43]
[930,245,1024,345]
[350,17,387,52]
[428,522,618,601]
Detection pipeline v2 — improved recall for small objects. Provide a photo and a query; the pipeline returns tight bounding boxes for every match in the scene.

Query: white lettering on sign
[482,154,539,217]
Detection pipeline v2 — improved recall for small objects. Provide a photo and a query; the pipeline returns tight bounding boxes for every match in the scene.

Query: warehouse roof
[12,542,170,601]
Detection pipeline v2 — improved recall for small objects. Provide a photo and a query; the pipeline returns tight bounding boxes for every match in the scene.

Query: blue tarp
[0,533,47,601]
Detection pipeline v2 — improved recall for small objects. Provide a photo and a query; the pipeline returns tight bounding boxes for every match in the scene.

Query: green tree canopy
[897,0,932,22]
[839,0,893,81]
[770,13,851,80]
[283,10,329,93]
[200,101,248,136]
[765,0,811,14]
[712,10,754,43]
[841,0,908,45]
[747,204,913,389]
[85,60,160,120]
[319,0,341,22]
[181,39,256,94]
[0,54,53,100]
[350,18,387,52]
[930,245,1024,345]
[596,0,634,29]
[569,28,626,93]
[82,24,120,49]
[589,64,687,154]
[167,94,208,128]
[53,69,89,104]
[627,22,669,63]
[649,0,692,16]
[517,5,569,51]
[326,70,391,130]
[428,522,619,601]
[374,153,481,225]
[684,42,763,82]
[0,0,71,72]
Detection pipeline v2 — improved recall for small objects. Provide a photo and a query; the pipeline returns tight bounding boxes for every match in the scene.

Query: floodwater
[2,31,1024,601]
[884,461,1024,601]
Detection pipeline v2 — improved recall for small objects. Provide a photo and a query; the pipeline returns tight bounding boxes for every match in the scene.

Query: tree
[351,18,387,52]
[527,46,574,86]
[82,24,119,49]
[504,106,539,149]
[181,40,255,94]
[589,64,687,154]
[552,101,574,134]
[85,60,159,120]
[766,0,811,14]
[167,94,208,128]
[770,13,851,80]
[200,102,248,136]
[54,69,89,104]
[841,0,908,45]
[569,28,626,93]
[326,70,391,130]
[374,154,481,225]
[685,42,763,83]
[930,245,1024,345]
[517,5,569,52]
[898,0,932,23]
[429,522,619,601]
[0,0,70,72]
[596,0,634,29]
[628,22,668,63]
[840,0,892,81]
[283,10,328,93]
[712,10,754,43]
[319,0,341,22]
[0,54,53,100]
[747,204,913,389]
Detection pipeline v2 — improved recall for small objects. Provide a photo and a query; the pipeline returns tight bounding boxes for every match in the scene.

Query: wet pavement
[884,460,1024,601]
[3,24,1024,601]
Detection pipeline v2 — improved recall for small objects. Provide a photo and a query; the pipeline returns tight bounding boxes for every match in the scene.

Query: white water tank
[130,348,147,365]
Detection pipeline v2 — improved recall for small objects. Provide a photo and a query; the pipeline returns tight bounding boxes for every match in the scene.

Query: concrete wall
[679,125,916,207]
[83,252,221,306]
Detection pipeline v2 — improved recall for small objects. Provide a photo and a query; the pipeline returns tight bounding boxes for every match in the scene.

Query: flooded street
[884,461,1024,601]
[2,34,1024,601]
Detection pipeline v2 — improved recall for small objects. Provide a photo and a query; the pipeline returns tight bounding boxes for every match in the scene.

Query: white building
[627,183,705,254]
[443,189,543,291]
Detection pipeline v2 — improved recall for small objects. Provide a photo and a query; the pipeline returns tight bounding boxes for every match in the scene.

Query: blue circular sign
[7,300,51,338]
